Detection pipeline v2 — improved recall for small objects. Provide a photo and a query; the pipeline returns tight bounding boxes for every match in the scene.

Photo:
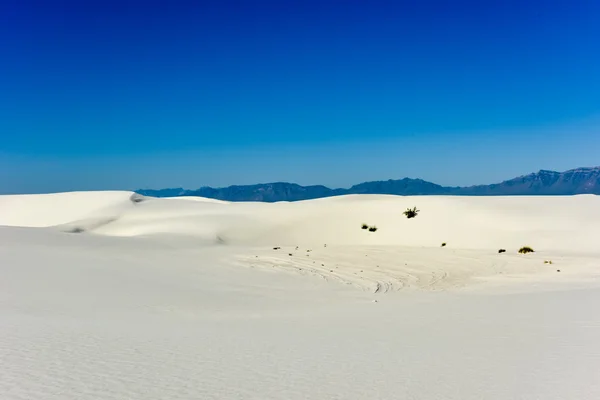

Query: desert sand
[2,191,600,399]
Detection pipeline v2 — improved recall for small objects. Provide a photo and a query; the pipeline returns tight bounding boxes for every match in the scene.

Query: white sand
[2,191,600,399]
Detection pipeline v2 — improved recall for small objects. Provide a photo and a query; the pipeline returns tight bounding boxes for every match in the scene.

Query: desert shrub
[441,242,447,247]
[361,223,369,230]
[518,246,534,254]
[368,226,378,232]
[403,206,420,219]
[498,249,506,253]
[130,194,145,203]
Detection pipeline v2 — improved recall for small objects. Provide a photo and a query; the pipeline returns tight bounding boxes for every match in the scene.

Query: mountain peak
[564,166,600,173]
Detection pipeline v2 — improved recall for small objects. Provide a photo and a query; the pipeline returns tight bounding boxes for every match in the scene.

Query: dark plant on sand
[518,246,534,254]
[403,207,420,219]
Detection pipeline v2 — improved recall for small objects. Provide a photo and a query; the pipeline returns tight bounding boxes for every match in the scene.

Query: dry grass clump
[403,206,420,219]
[518,246,535,254]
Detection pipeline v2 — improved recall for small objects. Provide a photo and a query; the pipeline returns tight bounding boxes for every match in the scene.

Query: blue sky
[1,0,599,193]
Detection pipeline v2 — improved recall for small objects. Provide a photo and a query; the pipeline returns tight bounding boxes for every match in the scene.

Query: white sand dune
[0,191,140,228]
[2,191,600,399]
[4,191,600,251]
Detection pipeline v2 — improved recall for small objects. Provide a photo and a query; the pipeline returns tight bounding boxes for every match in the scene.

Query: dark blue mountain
[137,167,600,201]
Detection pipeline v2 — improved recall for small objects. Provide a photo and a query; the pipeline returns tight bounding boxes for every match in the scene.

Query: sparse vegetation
[368,226,378,232]
[441,242,446,247]
[361,223,369,230]
[403,206,420,219]
[130,194,145,203]
[498,249,506,253]
[518,246,535,254]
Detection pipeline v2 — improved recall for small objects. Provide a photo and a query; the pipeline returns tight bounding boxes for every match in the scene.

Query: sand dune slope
[2,191,600,292]
[2,192,600,253]
[0,191,137,227]
[2,191,600,399]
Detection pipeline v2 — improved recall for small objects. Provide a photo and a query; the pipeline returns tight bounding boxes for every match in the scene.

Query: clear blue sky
[1,0,599,193]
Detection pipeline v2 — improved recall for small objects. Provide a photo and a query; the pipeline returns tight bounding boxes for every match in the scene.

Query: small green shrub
[361,223,369,230]
[498,249,506,253]
[518,246,534,254]
[441,242,446,247]
[403,206,420,219]
[368,226,378,232]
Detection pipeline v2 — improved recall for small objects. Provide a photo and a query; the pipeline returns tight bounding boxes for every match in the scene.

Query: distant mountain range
[136,167,600,202]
